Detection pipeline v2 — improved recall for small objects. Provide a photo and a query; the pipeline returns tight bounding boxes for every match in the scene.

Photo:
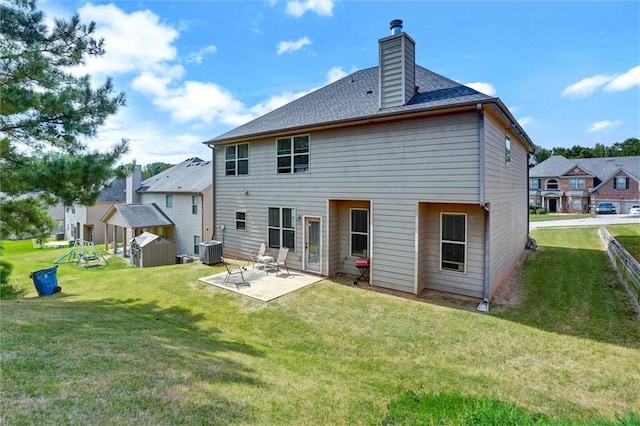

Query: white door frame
[303,216,322,273]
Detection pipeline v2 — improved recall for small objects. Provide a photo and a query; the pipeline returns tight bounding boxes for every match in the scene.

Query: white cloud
[285,0,334,17]
[518,116,534,128]
[326,66,348,83]
[604,65,640,92]
[153,81,251,126]
[277,37,312,54]
[465,82,496,96]
[186,45,218,64]
[75,4,179,77]
[587,120,622,133]
[562,74,613,97]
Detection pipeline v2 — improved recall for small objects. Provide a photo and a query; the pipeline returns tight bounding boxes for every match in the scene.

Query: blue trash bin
[30,266,61,296]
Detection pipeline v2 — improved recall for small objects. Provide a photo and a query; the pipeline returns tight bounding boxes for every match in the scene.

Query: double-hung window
[165,195,173,208]
[277,135,309,174]
[194,236,201,254]
[569,178,585,189]
[530,179,540,190]
[440,213,466,273]
[613,177,629,190]
[350,209,369,257]
[505,136,511,166]
[268,207,295,250]
[236,211,246,230]
[225,143,248,176]
[192,196,198,214]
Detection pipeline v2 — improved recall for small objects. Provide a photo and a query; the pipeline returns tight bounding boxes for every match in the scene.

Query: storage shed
[130,232,176,268]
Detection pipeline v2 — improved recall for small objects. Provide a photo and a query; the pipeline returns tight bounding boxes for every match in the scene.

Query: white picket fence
[598,227,640,310]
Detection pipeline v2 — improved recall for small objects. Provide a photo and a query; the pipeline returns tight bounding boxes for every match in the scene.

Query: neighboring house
[203,20,535,306]
[100,158,213,258]
[65,177,126,244]
[529,155,640,214]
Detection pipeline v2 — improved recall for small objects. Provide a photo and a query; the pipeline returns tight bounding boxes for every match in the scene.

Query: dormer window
[546,179,559,190]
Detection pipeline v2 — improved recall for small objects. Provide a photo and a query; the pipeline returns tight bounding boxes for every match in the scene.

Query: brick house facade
[529,156,640,214]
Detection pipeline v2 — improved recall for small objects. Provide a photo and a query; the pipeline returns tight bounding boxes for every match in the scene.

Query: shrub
[535,208,547,215]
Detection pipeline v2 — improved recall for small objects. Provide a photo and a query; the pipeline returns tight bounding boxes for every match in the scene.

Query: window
[569,178,585,189]
[529,178,540,190]
[225,143,249,176]
[277,135,309,174]
[350,209,369,257]
[440,213,466,273]
[194,236,201,255]
[166,194,173,208]
[192,196,198,215]
[546,179,559,190]
[613,177,629,190]
[268,207,295,250]
[236,211,246,230]
[505,136,511,166]
[71,206,75,214]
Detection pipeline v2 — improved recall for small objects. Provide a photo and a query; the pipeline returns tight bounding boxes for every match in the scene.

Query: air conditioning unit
[199,240,223,265]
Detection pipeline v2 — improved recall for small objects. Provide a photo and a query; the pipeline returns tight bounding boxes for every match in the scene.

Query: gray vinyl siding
[419,203,485,298]
[379,34,415,108]
[483,114,529,296]
[215,112,480,293]
[139,192,204,256]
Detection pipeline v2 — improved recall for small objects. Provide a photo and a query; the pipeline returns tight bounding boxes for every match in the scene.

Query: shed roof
[100,203,174,228]
[138,157,212,194]
[205,65,533,150]
[132,231,172,248]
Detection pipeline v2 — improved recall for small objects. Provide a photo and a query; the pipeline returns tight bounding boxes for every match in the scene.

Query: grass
[606,224,640,261]
[1,231,639,425]
[529,213,594,222]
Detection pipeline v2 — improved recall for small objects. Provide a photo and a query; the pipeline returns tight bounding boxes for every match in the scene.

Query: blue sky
[42,0,639,165]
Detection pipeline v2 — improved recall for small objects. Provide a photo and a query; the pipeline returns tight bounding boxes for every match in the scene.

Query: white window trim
[439,212,467,274]
[235,210,247,231]
[268,207,296,250]
[192,196,198,215]
[276,134,310,174]
[505,136,511,166]
[194,235,201,254]
[350,208,369,257]
[225,143,249,176]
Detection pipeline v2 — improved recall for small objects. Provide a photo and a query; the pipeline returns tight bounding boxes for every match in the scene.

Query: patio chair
[267,247,289,276]
[250,243,272,269]
[221,256,247,288]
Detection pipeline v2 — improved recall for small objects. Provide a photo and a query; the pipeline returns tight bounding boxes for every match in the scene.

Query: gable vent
[378,19,416,109]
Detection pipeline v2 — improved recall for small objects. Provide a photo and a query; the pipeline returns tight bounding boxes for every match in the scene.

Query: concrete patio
[198,265,323,301]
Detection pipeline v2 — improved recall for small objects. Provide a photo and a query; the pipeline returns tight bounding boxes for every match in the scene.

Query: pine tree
[0,0,129,239]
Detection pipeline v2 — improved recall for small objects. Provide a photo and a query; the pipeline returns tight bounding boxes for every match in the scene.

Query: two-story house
[65,177,126,244]
[101,158,213,258]
[203,21,535,307]
[529,155,640,213]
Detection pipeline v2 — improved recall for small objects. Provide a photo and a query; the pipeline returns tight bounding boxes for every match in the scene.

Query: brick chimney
[378,19,416,109]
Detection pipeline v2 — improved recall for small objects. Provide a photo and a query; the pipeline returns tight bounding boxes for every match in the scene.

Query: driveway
[530,214,640,230]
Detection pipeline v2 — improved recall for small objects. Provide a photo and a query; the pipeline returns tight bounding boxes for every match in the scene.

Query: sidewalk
[530,214,640,230]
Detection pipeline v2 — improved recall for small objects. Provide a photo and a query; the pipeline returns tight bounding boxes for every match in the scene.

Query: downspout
[208,144,217,240]
[477,103,490,312]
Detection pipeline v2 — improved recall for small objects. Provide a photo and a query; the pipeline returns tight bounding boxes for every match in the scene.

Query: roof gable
[100,203,174,228]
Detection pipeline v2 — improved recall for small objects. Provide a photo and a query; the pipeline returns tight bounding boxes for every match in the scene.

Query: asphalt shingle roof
[114,203,174,228]
[530,155,640,180]
[97,177,126,202]
[207,65,495,143]
[138,157,212,194]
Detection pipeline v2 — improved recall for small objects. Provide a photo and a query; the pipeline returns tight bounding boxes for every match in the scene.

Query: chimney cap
[390,19,403,35]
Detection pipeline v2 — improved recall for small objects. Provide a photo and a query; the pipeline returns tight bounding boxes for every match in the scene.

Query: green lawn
[1,231,639,425]
[529,213,594,222]
[606,224,640,261]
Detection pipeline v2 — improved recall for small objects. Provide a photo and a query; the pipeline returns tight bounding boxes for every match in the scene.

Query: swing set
[53,240,108,268]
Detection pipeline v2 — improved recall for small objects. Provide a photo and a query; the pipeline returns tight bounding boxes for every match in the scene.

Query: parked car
[595,202,616,214]
[629,205,640,215]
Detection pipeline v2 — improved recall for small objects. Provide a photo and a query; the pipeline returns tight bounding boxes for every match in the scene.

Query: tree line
[532,137,640,164]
